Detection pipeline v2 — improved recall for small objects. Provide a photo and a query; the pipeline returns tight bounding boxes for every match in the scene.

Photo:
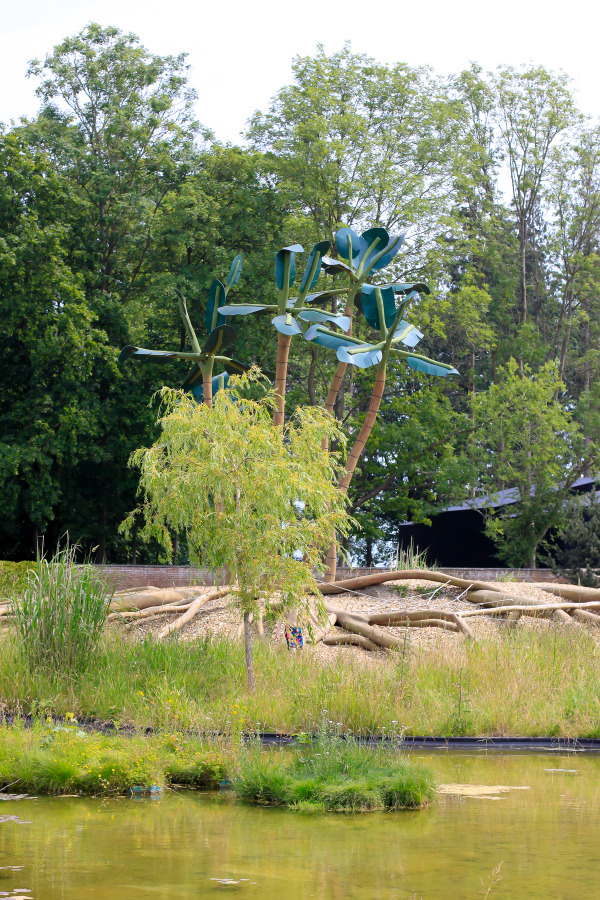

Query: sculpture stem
[273,333,292,428]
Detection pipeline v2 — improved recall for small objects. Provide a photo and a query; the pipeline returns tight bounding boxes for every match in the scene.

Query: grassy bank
[1,628,599,736]
[0,720,226,794]
[231,730,435,811]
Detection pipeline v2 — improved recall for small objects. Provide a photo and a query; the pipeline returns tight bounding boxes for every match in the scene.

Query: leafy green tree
[123,374,351,689]
[471,358,596,566]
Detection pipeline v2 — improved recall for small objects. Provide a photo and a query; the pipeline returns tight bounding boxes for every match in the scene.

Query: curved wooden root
[318,569,496,595]
[158,587,233,640]
[107,602,192,623]
[323,633,379,651]
[466,589,574,625]
[324,604,403,649]
[311,613,337,644]
[111,586,211,611]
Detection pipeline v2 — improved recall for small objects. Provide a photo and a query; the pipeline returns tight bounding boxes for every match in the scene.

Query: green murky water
[1,752,599,899]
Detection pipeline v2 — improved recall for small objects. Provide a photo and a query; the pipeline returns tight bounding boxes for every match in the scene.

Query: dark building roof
[397,477,597,568]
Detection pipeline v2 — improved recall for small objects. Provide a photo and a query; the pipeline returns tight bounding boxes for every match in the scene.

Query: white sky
[1,0,599,142]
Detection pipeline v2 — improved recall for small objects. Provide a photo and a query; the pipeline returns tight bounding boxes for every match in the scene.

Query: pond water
[1,752,599,899]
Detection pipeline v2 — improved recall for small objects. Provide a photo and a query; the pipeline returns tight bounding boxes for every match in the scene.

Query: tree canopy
[1,27,599,568]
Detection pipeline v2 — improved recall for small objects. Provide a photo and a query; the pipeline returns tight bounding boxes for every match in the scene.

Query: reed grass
[0,626,599,737]
[11,545,113,672]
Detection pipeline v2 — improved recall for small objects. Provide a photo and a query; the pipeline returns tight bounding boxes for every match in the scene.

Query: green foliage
[471,359,595,566]
[12,544,113,672]
[231,726,435,811]
[124,373,352,618]
[2,627,600,737]
[549,495,600,585]
[0,721,225,794]
[0,561,35,599]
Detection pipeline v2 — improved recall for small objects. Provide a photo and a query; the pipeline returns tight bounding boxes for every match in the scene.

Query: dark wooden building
[397,477,597,568]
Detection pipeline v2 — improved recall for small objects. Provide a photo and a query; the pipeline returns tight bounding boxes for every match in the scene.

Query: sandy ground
[111,576,598,663]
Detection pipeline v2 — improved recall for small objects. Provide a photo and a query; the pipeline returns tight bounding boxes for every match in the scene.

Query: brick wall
[98,564,563,592]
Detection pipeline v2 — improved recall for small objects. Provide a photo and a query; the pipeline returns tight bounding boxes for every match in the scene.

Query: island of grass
[231,730,436,812]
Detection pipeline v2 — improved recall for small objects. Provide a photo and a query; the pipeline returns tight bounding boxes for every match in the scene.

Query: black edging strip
[3,717,599,751]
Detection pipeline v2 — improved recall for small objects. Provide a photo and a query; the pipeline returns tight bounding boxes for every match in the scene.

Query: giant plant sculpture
[119,256,250,406]
[218,241,351,426]
[305,227,459,580]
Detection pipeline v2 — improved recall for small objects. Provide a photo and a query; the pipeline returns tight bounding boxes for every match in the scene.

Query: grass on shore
[1,625,599,737]
[231,727,435,811]
[0,720,226,795]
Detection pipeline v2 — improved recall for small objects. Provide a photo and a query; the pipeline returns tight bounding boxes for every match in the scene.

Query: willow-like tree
[122,372,351,689]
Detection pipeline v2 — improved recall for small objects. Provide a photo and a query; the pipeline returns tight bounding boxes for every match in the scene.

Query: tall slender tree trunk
[203,373,213,407]
[339,361,387,493]
[243,612,255,692]
[307,345,318,406]
[273,333,292,428]
[131,517,138,564]
[520,217,527,324]
[324,361,388,582]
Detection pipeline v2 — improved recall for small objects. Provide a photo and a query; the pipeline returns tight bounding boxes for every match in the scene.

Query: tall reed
[12,544,113,672]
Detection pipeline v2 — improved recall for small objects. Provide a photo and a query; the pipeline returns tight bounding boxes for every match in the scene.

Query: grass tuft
[230,724,436,812]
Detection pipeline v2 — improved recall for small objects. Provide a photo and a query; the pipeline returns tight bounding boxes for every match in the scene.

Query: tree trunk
[339,361,387,493]
[520,217,527,324]
[172,532,178,565]
[366,537,373,568]
[203,372,213,408]
[307,345,318,406]
[96,505,107,563]
[325,362,387,582]
[325,361,347,415]
[273,333,292,428]
[131,517,138,564]
[243,612,255,692]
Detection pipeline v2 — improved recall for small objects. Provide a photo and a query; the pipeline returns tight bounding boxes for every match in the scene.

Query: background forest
[1,24,599,568]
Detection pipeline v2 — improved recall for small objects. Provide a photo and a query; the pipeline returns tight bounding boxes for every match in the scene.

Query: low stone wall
[98,564,563,592]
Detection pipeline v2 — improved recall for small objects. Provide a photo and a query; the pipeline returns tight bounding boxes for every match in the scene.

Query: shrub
[11,544,113,672]
[0,561,35,600]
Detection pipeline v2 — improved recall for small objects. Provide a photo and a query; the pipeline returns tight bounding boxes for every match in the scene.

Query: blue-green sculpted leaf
[275,244,304,290]
[355,227,389,272]
[226,254,243,290]
[336,346,383,368]
[335,227,362,263]
[223,359,251,375]
[394,320,423,348]
[218,304,269,315]
[385,281,431,295]
[201,324,237,355]
[321,256,354,275]
[304,289,346,304]
[406,356,458,377]
[118,346,181,364]
[298,310,351,331]
[304,324,363,352]
[299,241,330,294]
[181,363,202,389]
[272,314,303,336]
[205,279,226,333]
[360,284,397,330]
[369,232,406,271]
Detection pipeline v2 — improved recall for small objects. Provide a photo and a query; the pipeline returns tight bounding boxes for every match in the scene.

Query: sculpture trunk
[273,333,292,428]
[324,360,387,583]
[202,372,213,407]
[339,360,387,492]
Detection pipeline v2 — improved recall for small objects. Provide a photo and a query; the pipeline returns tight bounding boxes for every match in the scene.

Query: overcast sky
[2,0,598,142]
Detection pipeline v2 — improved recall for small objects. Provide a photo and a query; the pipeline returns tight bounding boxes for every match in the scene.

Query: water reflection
[1,752,599,899]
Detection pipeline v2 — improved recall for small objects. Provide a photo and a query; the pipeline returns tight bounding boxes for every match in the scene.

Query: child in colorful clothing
[284,611,303,650]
